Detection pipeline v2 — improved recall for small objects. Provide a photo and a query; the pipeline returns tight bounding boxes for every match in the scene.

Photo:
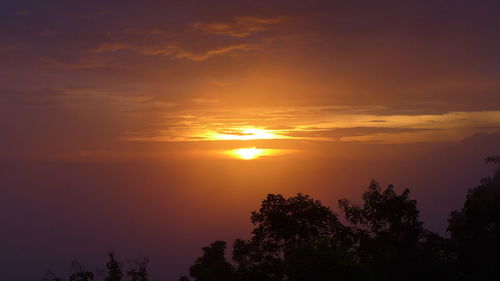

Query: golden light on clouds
[206,127,288,141]
[122,108,500,144]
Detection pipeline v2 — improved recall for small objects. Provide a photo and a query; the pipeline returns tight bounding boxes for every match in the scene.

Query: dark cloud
[284,127,439,139]
[2,0,500,110]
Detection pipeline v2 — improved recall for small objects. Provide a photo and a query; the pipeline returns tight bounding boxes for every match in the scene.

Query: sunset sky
[1,1,500,280]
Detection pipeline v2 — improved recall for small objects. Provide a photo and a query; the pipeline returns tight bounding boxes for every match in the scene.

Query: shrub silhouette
[69,262,94,281]
[45,156,500,281]
[105,252,123,281]
[339,181,454,281]
[448,156,500,280]
[188,241,235,281]
[232,193,348,281]
[127,258,150,281]
[182,156,500,281]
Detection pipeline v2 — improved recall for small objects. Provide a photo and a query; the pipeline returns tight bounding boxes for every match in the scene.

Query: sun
[230,147,267,160]
[221,147,295,160]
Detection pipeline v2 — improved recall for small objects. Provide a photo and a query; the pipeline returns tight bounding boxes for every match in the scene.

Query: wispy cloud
[90,42,256,61]
[191,16,287,37]
[173,44,255,61]
[86,15,284,61]
[119,107,500,144]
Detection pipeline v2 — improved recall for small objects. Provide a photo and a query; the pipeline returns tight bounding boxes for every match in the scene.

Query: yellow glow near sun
[233,147,266,159]
[228,147,271,160]
[207,127,286,141]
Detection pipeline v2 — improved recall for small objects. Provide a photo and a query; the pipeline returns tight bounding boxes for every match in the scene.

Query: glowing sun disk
[234,147,264,159]
[229,147,268,159]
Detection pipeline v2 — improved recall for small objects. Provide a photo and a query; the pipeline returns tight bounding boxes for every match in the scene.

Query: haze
[1,1,499,280]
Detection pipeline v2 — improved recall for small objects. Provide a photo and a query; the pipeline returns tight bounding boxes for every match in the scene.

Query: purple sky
[1,1,500,280]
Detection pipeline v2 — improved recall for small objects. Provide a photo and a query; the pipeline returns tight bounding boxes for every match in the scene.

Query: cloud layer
[1,0,499,157]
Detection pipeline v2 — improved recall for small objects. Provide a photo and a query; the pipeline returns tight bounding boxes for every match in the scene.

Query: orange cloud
[191,16,286,37]
[119,107,500,144]
[172,43,254,61]
[90,42,255,61]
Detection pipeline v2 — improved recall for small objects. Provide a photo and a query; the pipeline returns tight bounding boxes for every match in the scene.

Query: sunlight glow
[228,147,272,160]
[207,127,286,141]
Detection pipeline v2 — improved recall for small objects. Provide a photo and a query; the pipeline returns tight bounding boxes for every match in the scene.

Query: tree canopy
[46,156,500,281]
[180,156,500,281]
[448,156,500,280]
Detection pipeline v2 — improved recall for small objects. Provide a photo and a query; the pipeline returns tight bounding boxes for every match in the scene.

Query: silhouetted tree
[69,271,94,281]
[339,181,447,281]
[189,241,235,281]
[69,261,94,281]
[128,258,149,281]
[339,181,422,240]
[105,252,123,281]
[283,237,371,281]
[233,193,350,281]
[448,156,500,280]
[55,156,500,281]
[251,193,344,248]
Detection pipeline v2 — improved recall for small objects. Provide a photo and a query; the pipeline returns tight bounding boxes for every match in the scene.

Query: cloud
[191,16,286,37]
[85,15,282,63]
[283,127,438,140]
[118,107,500,143]
[173,44,254,61]
[90,42,256,61]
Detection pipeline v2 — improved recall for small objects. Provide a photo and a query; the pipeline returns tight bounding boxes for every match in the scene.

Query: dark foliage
[180,156,500,281]
[448,156,500,281]
[127,258,150,281]
[69,262,94,281]
[283,238,371,281]
[105,252,123,281]
[188,241,235,281]
[340,181,460,281]
[46,156,500,281]
[232,193,348,281]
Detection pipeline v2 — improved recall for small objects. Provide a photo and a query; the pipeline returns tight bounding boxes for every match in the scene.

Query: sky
[1,0,500,280]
